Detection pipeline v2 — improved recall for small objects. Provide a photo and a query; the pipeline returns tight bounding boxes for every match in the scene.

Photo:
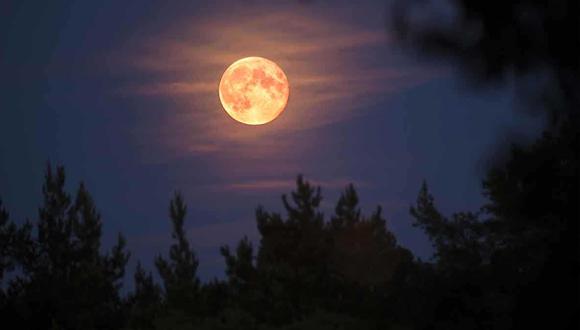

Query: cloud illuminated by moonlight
[114,7,440,162]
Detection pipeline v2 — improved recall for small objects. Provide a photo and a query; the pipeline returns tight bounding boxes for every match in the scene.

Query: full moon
[219,57,289,125]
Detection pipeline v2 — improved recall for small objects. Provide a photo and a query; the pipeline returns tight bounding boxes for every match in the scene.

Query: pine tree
[126,261,162,330]
[0,198,15,316]
[221,236,257,298]
[482,115,579,329]
[6,164,130,329]
[155,192,200,322]
[220,236,258,318]
[330,184,361,229]
[328,185,412,321]
[254,175,329,324]
[0,199,15,283]
[410,181,489,272]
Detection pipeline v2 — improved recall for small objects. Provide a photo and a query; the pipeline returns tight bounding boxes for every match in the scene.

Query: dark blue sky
[0,0,544,282]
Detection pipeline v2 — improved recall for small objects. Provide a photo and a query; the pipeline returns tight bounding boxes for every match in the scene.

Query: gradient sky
[0,0,544,282]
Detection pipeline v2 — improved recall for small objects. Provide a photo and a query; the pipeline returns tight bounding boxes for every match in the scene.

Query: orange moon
[219,57,289,125]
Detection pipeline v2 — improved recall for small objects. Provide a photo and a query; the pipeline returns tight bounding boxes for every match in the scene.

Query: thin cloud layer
[113,7,439,162]
[214,178,369,192]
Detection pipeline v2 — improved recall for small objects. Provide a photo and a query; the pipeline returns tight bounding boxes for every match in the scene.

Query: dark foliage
[153,192,202,327]
[0,121,576,329]
[125,262,162,330]
[408,113,578,329]
[1,165,130,329]
[483,115,579,329]
[390,0,579,328]
[391,0,580,116]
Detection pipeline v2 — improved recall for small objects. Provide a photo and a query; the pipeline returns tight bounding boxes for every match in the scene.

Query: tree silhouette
[389,1,579,327]
[331,186,402,286]
[253,175,329,324]
[410,183,510,330]
[154,192,201,327]
[220,236,258,317]
[0,198,16,318]
[410,182,491,273]
[0,154,575,329]
[330,184,360,229]
[328,184,413,324]
[214,175,413,327]
[408,110,579,329]
[482,114,579,329]
[3,164,130,329]
[0,199,15,283]
[126,261,162,330]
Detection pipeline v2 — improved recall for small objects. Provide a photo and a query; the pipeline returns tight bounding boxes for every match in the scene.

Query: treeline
[0,115,577,329]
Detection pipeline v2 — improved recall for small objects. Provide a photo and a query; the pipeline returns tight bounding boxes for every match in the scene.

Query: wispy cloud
[125,81,216,96]
[213,177,369,192]
[109,6,442,163]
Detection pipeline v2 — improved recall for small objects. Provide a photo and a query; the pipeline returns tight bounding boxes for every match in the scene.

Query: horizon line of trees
[0,112,577,329]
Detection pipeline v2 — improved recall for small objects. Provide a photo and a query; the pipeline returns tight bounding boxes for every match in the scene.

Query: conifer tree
[328,185,412,322]
[220,236,258,318]
[155,192,200,319]
[126,261,162,330]
[410,182,489,272]
[6,164,130,329]
[331,184,361,229]
[0,199,14,283]
[254,175,328,324]
[221,236,257,298]
[0,199,14,315]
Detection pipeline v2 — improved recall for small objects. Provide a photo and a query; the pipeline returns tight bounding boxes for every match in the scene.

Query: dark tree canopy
[126,261,162,330]
[390,5,579,325]
[0,199,15,281]
[154,192,201,326]
[0,149,577,329]
[409,113,579,329]
[1,165,130,330]
[391,0,579,100]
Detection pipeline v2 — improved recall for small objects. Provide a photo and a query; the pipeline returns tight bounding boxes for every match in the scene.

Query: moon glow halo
[219,57,289,125]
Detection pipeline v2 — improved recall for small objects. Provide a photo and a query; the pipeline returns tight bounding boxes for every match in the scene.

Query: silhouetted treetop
[331,184,361,228]
[2,158,576,329]
[1,164,130,329]
[155,192,200,315]
[0,199,15,281]
[281,175,323,226]
[221,236,256,291]
[126,261,162,330]
[410,182,491,271]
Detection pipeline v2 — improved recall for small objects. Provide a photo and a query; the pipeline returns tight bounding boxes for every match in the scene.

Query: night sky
[0,0,544,281]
